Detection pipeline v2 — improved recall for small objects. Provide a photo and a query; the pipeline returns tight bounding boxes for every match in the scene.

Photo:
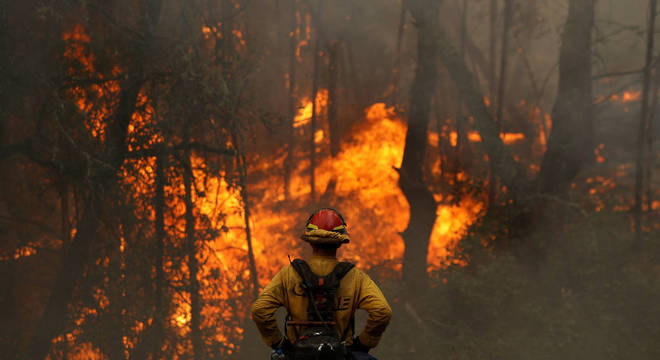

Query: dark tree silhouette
[634,0,657,240]
[538,0,595,194]
[399,0,441,293]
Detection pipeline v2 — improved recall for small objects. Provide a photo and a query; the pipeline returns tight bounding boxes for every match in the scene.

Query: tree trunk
[495,0,513,126]
[399,1,440,293]
[489,0,498,97]
[538,0,595,195]
[328,40,340,157]
[393,2,406,103]
[0,0,8,145]
[284,0,297,200]
[59,183,70,245]
[646,61,659,213]
[345,41,364,107]
[489,0,513,207]
[153,149,166,358]
[453,0,469,199]
[310,36,320,201]
[634,0,657,240]
[183,122,203,360]
[107,231,126,360]
[232,130,260,299]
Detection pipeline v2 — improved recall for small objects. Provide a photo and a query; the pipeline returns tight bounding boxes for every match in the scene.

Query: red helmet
[305,208,347,234]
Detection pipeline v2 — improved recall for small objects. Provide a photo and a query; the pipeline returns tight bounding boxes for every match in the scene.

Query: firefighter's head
[301,208,350,249]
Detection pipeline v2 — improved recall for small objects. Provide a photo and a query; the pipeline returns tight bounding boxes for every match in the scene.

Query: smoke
[2,0,659,359]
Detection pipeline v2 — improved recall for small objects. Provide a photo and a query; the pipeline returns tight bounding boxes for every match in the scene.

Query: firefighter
[251,208,392,359]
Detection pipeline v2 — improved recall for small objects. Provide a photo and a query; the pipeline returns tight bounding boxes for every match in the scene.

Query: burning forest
[2,0,660,359]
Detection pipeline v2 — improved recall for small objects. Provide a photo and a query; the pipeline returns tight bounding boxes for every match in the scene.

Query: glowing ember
[500,132,525,144]
[468,131,482,142]
[595,143,606,163]
[596,89,642,104]
[621,90,642,103]
[447,130,525,145]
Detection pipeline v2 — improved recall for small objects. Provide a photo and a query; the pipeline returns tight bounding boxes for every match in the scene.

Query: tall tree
[495,0,513,126]
[634,0,657,240]
[646,59,660,213]
[328,40,340,157]
[489,0,498,97]
[233,128,260,299]
[399,0,441,293]
[284,0,298,200]
[489,0,514,207]
[310,35,320,201]
[0,0,8,153]
[538,0,595,195]
[183,120,203,360]
[153,149,167,358]
[393,2,407,103]
[453,0,469,199]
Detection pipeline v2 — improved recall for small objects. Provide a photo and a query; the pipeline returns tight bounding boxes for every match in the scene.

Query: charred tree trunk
[284,0,297,200]
[453,0,469,200]
[107,233,127,360]
[232,129,260,299]
[634,0,657,240]
[495,0,513,126]
[59,183,70,246]
[646,61,659,213]
[183,122,202,360]
[0,0,7,144]
[399,1,440,293]
[489,0,514,207]
[328,40,340,157]
[153,149,167,358]
[538,0,595,194]
[489,0,498,97]
[394,2,406,102]
[310,36,320,201]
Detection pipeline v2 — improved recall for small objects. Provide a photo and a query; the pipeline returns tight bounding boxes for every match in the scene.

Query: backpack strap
[290,259,318,290]
[290,259,354,289]
[323,262,355,288]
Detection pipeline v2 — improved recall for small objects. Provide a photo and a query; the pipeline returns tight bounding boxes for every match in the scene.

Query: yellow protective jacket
[251,255,392,348]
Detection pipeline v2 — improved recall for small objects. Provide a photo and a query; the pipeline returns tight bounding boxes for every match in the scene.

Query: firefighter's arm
[355,271,392,348]
[251,269,287,347]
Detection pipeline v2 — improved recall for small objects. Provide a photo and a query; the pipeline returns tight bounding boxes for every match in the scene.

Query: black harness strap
[290,259,354,290]
[290,260,317,289]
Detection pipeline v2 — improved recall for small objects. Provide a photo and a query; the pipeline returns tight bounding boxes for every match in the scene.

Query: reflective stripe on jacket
[251,255,392,348]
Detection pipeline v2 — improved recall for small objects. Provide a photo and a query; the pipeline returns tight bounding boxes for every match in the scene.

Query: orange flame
[61,24,485,357]
[293,89,328,128]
